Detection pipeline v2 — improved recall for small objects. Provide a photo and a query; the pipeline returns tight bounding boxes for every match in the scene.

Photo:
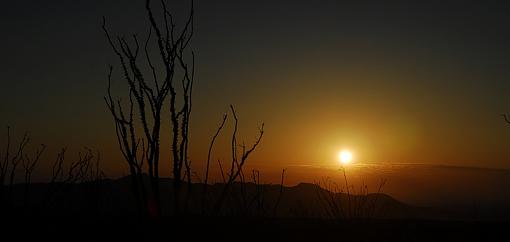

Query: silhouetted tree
[103,0,194,215]
[272,168,286,216]
[41,147,105,214]
[213,105,264,214]
[21,143,46,206]
[0,127,30,207]
[50,147,67,184]
[202,113,227,213]
[63,147,101,184]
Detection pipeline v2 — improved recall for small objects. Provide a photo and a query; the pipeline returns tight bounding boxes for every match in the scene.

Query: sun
[338,150,353,165]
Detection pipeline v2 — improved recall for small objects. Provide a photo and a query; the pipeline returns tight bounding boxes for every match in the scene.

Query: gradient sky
[2,0,510,180]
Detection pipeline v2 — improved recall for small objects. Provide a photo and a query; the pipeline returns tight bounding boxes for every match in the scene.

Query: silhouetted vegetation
[2,1,510,241]
[101,0,271,218]
[1,127,508,241]
[101,0,196,217]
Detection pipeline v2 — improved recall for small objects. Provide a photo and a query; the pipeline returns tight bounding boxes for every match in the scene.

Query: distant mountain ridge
[1,174,469,220]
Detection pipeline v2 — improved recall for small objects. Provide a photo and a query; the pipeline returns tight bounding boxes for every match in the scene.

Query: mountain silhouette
[3,174,464,220]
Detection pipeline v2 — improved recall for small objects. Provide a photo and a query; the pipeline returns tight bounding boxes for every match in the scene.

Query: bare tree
[0,128,49,212]
[272,168,286,216]
[201,113,227,213]
[103,0,194,215]
[22,144,45,186]
[41,147,105,213]
[42,147,68,209]
[7,132,30,188]
[212,105,264,214]
[63,147,102,184]
[315,178,344,219]
[50,147,67,184]
[368,178,387,218]
[104,65,148,216]
[21,143,46,206]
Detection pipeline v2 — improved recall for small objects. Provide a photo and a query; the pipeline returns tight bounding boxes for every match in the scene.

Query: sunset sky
[2,0,510,183]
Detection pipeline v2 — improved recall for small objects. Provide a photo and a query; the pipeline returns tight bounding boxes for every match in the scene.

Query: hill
[2,175,463,220]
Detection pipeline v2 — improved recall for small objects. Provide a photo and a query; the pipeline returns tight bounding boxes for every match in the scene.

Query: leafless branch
[104,0,195,216]
[272,168,286,216]
[503,114,510,125]
[22,144,46,185]
[9,132,30,187]
[205,114,227,186]
[51,147,67,184]
[212,105,265,214]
